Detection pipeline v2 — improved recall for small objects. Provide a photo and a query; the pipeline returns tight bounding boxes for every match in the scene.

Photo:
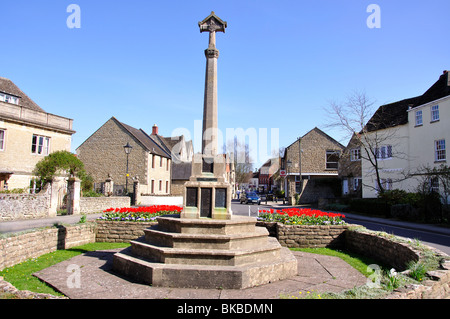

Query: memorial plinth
[112,12,298,290]
[112,215,298,289]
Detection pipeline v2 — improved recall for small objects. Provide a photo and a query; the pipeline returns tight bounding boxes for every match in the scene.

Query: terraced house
[361,71,450,199]
[0,77,75,191]
[76,117,192,196]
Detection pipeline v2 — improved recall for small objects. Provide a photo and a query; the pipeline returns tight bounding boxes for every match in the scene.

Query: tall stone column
[181,12,231,220]
[199,12,227,158]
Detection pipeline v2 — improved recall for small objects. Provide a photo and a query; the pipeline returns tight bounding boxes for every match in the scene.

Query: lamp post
[123,142,133,194]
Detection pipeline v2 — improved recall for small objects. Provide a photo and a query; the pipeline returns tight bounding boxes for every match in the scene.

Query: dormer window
[0,93,19,105]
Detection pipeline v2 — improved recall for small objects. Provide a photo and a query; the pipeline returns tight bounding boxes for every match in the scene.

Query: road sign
[280,170,286,177]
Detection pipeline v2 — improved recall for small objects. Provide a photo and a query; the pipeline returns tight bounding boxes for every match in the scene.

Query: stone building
[338,133,362,198]
[280,127,344,204]
[0,77,75,190]
[76,117,175,195]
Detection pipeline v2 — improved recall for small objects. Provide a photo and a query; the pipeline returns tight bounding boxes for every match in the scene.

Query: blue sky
[1,0,449,168]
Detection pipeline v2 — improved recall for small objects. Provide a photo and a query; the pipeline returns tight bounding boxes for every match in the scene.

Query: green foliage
[33,150,85,183]
[33,150,94,193]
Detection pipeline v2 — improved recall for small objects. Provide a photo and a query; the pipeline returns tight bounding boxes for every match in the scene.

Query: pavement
[33,249,367,299]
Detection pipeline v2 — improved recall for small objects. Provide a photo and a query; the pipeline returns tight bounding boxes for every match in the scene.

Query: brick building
[0,77,75,190]
[280,127,344,204]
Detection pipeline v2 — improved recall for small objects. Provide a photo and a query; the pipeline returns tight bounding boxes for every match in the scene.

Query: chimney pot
[152,124,158,135]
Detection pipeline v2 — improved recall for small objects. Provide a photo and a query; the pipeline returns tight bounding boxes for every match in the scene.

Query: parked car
[240,192,261,205]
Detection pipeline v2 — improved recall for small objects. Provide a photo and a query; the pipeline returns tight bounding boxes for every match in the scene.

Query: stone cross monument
[181,12,232,220]
[199,11,227,157]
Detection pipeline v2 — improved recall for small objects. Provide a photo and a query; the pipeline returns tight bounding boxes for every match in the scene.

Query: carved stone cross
[198,12,227,49]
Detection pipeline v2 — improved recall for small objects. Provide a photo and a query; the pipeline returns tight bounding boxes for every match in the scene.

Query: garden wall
[275,224,349,249]
[0,183,57,221]
[95,220,156,243]
[80,196,131,214]
[345,229,420,271]
[0,222,96,270]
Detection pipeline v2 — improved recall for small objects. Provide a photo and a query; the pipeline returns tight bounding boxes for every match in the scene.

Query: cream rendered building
[362,71,450,198]
[0,77,75,190]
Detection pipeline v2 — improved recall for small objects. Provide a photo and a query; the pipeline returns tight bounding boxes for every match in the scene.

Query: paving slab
[33,248,367,299]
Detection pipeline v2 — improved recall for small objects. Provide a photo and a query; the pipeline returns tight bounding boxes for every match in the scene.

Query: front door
[200,188,212,218]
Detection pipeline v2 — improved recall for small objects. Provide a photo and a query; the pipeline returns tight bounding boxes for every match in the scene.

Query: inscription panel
[186,187,198,207]
[215,188,227,208]
[200,188,212,218]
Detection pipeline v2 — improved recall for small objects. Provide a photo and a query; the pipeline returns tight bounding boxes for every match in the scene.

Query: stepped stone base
[112,215,298,289]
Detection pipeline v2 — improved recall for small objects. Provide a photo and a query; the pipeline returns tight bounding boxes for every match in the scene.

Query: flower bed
[257,208,346,225]
[98,205,182,222]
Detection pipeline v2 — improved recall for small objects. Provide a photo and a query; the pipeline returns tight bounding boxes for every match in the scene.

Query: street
[231,200,450,256]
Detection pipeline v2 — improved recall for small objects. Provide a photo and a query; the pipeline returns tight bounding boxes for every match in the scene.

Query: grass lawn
[291,247,382,278]
[0,242,130,298]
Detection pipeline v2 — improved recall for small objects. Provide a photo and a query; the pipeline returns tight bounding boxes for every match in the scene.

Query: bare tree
[324,90,409,194]
[224,137,254,186]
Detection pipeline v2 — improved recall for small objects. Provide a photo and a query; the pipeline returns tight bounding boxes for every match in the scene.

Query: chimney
[152,124,158,135]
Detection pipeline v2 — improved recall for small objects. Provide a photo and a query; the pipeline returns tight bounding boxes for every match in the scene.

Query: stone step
[144,225,269,250]
[156,216,257,235]
[112,245,298,289]
[129,237,281,266]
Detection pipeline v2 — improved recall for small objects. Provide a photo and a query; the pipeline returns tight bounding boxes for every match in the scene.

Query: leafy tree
[33,151,93,192]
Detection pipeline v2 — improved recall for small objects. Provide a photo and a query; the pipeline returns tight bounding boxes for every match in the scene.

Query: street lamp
[123,142,133,194]
[286,160,292,198]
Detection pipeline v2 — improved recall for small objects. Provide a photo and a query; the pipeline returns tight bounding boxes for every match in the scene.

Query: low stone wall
[80,196,131,214]
[275,223,349,249]
[345,229,420,271]
[95,220,156,243]
[0,193,50,221]
[0,222,96,270]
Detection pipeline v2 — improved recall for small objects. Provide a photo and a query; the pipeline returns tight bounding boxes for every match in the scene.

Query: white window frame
[325,150,340,169]
[350,148,361,161]
[342,179,349,195]
[415,110,423,126]
[375,145,392,160]
[429,176,439,193]
[435,139,446,162]
[31,134,50,155]
[0,93,19,105]
[353,178,362,191]
[431,105,440,122]
[0,129,5,151]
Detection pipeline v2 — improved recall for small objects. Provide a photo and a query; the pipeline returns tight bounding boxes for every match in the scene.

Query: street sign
[280,170,286,177]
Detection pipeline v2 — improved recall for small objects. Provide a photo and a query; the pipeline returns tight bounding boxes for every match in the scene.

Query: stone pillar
[67,177,81,215]
[47,180,59,217]
[104,174,114,197]
[133,176,141,206]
